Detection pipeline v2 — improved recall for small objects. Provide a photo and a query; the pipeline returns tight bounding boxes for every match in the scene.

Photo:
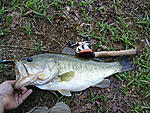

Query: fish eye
[27,57,33,62]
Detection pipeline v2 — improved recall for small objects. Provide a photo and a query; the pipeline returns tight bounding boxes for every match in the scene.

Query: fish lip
[14,61,31,89]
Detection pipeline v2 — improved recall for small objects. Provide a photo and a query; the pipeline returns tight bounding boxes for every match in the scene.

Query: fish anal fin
[93,79,110,88]
[59,71,74,82]
[58,90,72,96]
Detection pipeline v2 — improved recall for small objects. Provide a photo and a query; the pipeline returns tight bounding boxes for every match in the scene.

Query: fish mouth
[14,61,31,89]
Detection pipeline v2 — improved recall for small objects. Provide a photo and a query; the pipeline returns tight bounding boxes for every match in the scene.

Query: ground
[0,0,150,113]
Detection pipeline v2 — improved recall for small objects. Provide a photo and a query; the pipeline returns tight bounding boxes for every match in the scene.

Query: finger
[19,89,32,103]
[18,94,23,105]
[15,92,19,107]
[20,87,27,94]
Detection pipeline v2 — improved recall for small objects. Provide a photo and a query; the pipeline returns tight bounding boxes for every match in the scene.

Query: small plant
[23,23,31,35]
[53,0,58,7]
[136,12,150,31]
[54,92,75,106]
[87,90,100,102]
[84,16,93,23]
[79,1,86,7]
[0,29,9,36]
[87,0,94,5]
[25,0,54,25]
[98,6,105,12]
[0,7,5,18]
[103,95,108,103]
[69,0,75,6]
[0,64,3,70]
[35,41,43,52]
[131,101,150,113]
[0,39,3,44]
[25,0,50,16]
[96,17,137,49]
[6,15,12,25]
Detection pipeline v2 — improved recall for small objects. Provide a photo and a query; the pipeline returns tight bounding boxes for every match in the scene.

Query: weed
[136,12,150,31]
[6,15,12,25]
[84,16,93,23]
[24,0,53,25]
[53,92,75,106]
[0,7,5,18]
[87,0,94,5]
[98,6,105,12]
[0,29,9,36]
[131,100,150,113]
[87,90,100,102]
[26,0,51,15]
[0,64,3,70]
[53,0,59,7]
[69,0,75,7]
[35,41,43,53]
[46,15,54,26]
[79,1,86,7]
[103,95,108,103]
[97,105,108,113]
[96,17,137,49]
[0,39,3,44]
[23,23,31,35]
[98,18,116,41]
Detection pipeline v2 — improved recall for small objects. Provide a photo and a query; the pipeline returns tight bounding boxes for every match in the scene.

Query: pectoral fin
[93,79,110,88]
[58,90,72,96]
[59,71,75,82]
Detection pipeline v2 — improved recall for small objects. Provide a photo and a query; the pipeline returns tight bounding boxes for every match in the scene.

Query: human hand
[0,80,32,111]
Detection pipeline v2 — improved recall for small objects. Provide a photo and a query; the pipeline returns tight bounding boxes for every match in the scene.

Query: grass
[0,39,3,44]
[6,15,12,25]
[23,22,32,35]
[52,91,75,106]
[25,0,51,16]
[132,100,150,113]
[34,41,43,53]
[0,29,9,36]
[0,64,3,70]
[136,12,150,32]
[87,90,100,102]
[0,7,5,18]
[96,17,137,50]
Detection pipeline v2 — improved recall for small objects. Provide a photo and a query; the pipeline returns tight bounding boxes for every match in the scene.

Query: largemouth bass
[14,53,134,96]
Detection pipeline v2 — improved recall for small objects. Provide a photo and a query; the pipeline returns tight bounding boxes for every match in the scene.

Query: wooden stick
[94,49,137,57]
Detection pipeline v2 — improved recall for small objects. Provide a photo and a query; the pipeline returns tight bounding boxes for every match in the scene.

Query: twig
[47,36,61,46]
[23,10,35,16]
[145,38,150,47]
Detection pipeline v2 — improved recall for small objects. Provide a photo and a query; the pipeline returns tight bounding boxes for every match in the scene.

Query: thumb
[18,89,32,105]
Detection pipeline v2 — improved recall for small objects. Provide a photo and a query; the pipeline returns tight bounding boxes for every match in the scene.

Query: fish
[14,53,134,96]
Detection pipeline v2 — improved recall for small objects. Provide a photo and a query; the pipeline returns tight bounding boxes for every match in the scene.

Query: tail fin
[120,56,135,72]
